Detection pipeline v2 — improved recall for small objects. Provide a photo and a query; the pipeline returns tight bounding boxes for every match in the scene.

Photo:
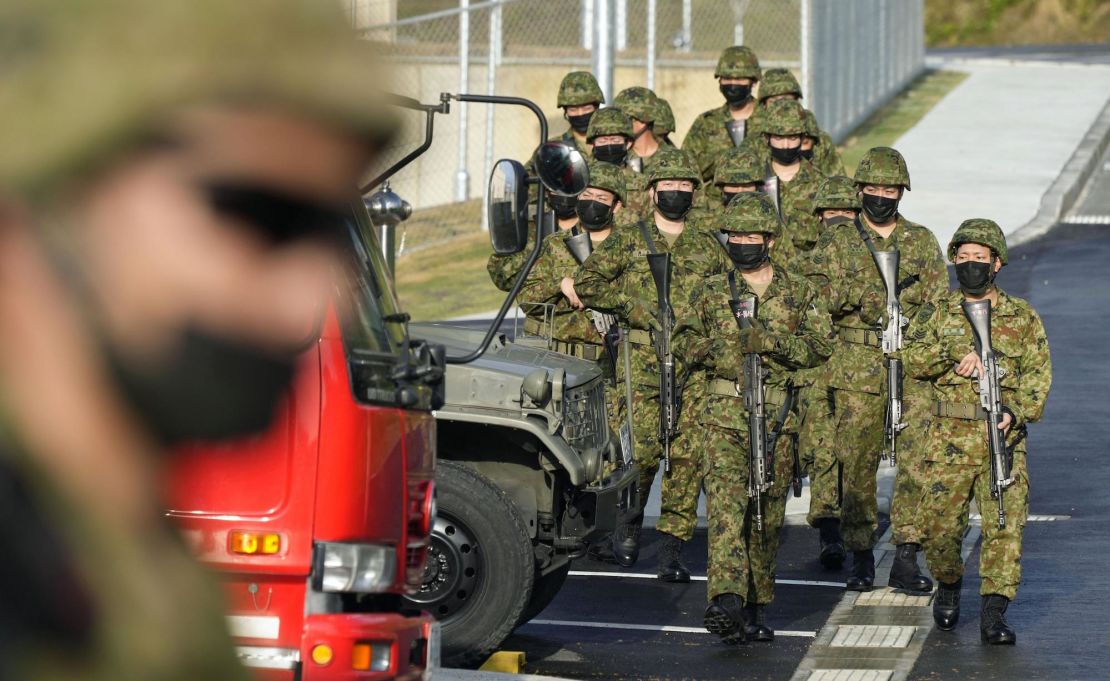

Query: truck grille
[563,379,608,452]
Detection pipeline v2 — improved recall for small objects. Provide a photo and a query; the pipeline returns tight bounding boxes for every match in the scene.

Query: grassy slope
[926,0,1110,47]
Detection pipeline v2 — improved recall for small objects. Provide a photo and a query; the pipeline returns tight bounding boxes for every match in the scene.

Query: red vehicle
[166,211,443,680]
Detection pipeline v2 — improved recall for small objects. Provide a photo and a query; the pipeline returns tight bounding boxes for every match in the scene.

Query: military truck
[364,94,640,667]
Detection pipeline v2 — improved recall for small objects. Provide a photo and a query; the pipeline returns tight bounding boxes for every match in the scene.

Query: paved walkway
[897,57,1110,249]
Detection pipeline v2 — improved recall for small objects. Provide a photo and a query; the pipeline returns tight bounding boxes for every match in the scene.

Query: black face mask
[103,327,299,445]
[576,199,614,230]
[955,260,996,296]
[593,143,628,165]
[567,111,594,133]
[769,144,802,165]
[719,83,752,106]
[821,214,855,230]
[861,193,899,223]
[654,190,693,220]
[722,190,741,207]
[800,147,815,160]
[727,241,769,270]
[548,193,579,220]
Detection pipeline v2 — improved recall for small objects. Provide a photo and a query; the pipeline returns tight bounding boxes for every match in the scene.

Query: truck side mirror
[488,159,529,255]
[532,141,590,196]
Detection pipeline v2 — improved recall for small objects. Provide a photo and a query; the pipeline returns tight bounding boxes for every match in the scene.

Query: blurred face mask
[822,214,855,229]
[654,190,693,220]
[954,260,995,296]
[566,111,594,133]
[769,144,802,165]
[576,198,613,230]
[727,241,768,270]
[860,193,899,223]
[548,192,579,219]
[719,83,752,106]
[593,143,628,165]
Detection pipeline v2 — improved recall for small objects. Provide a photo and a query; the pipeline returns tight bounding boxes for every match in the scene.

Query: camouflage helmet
[714,147,766,187]
[758,68,803,101]
[586,159,627,205]
[613,86,659,124]
[802,109,821,140]
[761,98,808,136]
[0,0,399,193]
[715,46,762,80]
[645,147,701,188]
[557,71,605,108]
[722,192,782,237]
[812,175,861,214]
[948,218,1008,265]
[586,107,633,142]
[654,98,676,137]
[855,147,911,190]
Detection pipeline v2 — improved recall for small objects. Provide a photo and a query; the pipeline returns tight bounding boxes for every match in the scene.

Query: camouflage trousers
[920,452,1029,600]
[655,396,704,541]
[889,394,931,546]
[700,423,789,604]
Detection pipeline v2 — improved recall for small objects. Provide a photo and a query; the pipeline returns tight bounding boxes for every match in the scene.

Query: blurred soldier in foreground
[684,46,763,184]
[674,193,831,644]
[0,0,391,678]
[905,220,1051,644]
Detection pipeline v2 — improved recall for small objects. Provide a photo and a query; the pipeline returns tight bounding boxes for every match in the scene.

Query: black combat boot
[933,579,962,631]
[845,550,875,591]
[704,593,747,645]
[611,514,642,567]
[656,532,691,583]
[586,534,617,563]
[888,543,934,593]
[817,518,846,570]
[743,603,774,642]
[980,594,1017,645]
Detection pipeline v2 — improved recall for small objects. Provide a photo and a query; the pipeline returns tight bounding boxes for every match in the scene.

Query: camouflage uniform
[574,149,730,540]
[587,108,649,216]
[754,99,827,269]
[683,46,763,183]
[803,109,847,177]
[0,0,390,678]
[673,193,833,605]
[905,220,1051,600]
[804,149,947,555]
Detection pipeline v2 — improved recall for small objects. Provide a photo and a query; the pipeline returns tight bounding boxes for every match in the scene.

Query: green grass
[838,69,969,174]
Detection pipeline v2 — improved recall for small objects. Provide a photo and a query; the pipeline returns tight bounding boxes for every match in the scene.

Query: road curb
[1010,91,1110,246]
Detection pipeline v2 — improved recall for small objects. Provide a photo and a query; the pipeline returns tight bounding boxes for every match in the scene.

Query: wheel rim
[405,512,482,620]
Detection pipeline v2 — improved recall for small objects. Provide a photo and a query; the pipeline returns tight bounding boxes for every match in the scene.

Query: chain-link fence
[356,0,921,253]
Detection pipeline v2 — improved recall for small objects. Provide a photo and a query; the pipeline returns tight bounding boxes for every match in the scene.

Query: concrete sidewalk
[897,57,1110,248]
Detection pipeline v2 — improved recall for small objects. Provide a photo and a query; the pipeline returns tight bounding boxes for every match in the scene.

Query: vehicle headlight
[312,542,396,593]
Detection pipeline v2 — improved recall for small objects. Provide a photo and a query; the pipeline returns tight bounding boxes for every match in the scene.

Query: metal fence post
[582,0,594,50]
[646,0,656,90]
[616,0,627,52]
[455,0,471,202]
[482,1,502,230]
[592,0,614,103]
[679,0,692,52]
[800,0,812,116]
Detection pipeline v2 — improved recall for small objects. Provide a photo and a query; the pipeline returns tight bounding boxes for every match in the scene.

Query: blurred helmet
[761,98,808,136]
[715,46,762,80]
[854,146,911,190]
[722,192,782,237]
[586,159,627,205]
[612,86,659,124]
[812,175,861,213]
[758,68,803,101]
[645,146,701,188]
[557,71,605,108]
[948,218,1008,264]
[586,107,633,142]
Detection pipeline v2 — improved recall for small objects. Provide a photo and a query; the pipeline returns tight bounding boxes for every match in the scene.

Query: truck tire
[517,562,571,626]
[405,461,533,668]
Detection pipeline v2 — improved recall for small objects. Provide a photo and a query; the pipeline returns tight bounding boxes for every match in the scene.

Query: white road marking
[528,619,816,638]
[808,671,893,681]
[829,625,915,648]
[568,570,844,588]
[970,513,1071,522]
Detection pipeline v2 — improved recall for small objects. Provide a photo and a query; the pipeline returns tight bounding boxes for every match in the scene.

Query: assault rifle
[647,252,676,473]
[963,299,1015,529]
[875,250,908,466]
[729,295,773,531]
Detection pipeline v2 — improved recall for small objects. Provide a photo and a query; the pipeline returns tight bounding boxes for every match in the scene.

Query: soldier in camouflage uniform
[519,161,626,373]
[674,192,832,644]
[486,190,580,292]
[805,148,947,591]
[906,220,1051,645]
[795,175,861,571]
[566,147,730,573]
[523,71,604,195]
[703,148,797,267]
[802,109,847,177]
[586,108,650,216]
[613,86,664,176]
[683,46,763,184]
[749,99,827,270]
[0,0,392,678]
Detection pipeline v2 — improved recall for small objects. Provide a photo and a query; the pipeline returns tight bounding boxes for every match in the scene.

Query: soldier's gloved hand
[857,287,886,326]
[624,298,662,333]
[738,322,779,354]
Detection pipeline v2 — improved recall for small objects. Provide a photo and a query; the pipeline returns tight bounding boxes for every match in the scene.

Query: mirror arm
[361,94,451,193]
[444,93,549,364]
